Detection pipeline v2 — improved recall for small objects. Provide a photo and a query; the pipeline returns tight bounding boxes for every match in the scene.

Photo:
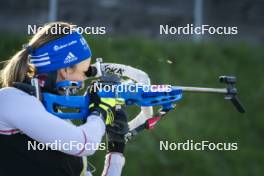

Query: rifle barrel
[175,86,227,94]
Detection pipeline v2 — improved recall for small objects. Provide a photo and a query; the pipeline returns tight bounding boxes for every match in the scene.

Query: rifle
[41,58,245,139]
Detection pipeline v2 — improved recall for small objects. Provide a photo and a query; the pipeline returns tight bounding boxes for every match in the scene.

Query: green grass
[0,34,263,176]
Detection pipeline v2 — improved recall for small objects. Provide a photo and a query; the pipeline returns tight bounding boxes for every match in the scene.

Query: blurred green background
[0,34,263,176]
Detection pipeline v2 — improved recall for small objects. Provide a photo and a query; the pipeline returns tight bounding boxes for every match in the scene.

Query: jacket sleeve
[101,152,125,176]
[0,88,105,156]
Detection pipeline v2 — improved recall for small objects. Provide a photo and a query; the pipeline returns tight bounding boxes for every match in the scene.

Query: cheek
[71,70,86,81]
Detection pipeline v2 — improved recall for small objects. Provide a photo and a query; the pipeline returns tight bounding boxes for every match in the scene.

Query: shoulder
[0,87,43,113]
[0,88,32,131]
[0,87,36,101]
[0,87,27,96]
[0,87,44,129]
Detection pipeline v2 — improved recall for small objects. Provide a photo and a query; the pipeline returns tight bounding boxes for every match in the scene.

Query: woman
[0,22,127,176]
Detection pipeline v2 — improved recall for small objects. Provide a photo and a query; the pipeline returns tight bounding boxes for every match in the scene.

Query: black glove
[89,86,125,125]
[106,108,129,154]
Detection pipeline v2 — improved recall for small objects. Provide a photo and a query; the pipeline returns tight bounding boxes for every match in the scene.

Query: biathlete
[0,22,128,176]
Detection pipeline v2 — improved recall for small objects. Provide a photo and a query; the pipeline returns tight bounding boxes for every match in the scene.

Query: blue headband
[29,32,92,74]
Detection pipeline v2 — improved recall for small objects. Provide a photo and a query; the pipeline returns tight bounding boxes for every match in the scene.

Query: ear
[57,68,68,80]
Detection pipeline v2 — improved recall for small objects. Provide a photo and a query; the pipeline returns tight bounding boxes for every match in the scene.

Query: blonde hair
[0,22,76,87]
